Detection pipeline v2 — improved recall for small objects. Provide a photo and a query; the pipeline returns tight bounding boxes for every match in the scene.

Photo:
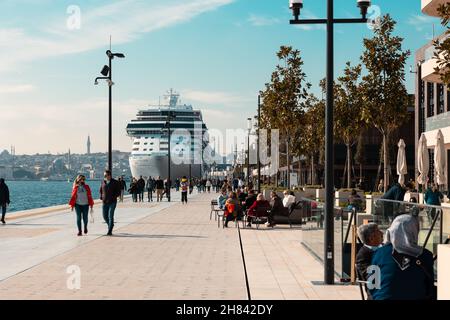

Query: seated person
[238,188,248,204]
[247,193,270,227]
[217,190,228,210]
[356,223,384,299]
[224,192,241,228]
[267,191,288,228]
[244,190,257,211]
[369,214,435,300]
[348,189,363,211]
[282,190,296,208]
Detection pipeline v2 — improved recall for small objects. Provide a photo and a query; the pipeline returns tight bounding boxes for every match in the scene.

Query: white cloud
[407,14,438,32]
[0,84,35,94]
[0,0,235,71]
[248,14,280,27]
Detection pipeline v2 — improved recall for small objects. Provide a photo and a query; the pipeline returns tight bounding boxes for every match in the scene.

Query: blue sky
[0,0,446,154]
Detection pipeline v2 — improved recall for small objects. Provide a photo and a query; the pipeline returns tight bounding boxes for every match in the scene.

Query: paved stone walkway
[0,193,359,300]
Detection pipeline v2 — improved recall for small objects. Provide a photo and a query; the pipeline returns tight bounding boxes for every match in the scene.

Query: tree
[302,95,325,185]
[434,3,450,86]
[334,62,364,188]
[260,46,312,188]
[360,15,411,192]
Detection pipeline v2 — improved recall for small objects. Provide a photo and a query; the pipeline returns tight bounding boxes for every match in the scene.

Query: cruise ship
[126,90,208,180]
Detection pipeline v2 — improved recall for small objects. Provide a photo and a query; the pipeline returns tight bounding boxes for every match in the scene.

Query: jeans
[181,192,188,203]
[75,204,89,232]
[102,202,117,234]
[148,189,153,201]
[1,205,6,221]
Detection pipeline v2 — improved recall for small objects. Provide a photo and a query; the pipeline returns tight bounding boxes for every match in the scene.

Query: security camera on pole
[94,50,125,174]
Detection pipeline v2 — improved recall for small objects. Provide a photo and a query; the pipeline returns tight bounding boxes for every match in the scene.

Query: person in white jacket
[282,190,296,208]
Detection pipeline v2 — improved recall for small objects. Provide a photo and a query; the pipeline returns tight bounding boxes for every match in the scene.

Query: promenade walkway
[0,193,359,300]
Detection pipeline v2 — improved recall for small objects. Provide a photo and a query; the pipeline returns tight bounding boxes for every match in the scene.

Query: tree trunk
[298,159,302,186]
[347,143,352,189]
[342,156,347,189]
[287,138,291,189]
[383,132,389,192]
[311,154,316,185]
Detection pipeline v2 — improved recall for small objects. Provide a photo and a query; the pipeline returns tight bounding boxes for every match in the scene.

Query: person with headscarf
[0,178,10,224]
[369,214,435,300]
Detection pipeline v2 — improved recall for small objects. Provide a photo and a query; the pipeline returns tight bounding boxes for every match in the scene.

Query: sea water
[4,180,104,213]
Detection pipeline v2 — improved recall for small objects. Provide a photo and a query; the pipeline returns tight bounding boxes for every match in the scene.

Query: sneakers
[1,219,5,225]
[77,231,82,236]
[84,227,88,235]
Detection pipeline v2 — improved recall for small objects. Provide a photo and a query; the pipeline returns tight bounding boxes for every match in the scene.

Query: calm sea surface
[4,180,104,213]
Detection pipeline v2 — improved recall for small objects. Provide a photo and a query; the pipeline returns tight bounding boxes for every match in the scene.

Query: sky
[0,0,446,155]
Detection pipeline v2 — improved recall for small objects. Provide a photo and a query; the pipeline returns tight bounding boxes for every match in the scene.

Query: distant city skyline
[0,0,446,154]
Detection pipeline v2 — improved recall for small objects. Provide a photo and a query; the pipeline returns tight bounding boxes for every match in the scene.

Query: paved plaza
[0,193,359,300]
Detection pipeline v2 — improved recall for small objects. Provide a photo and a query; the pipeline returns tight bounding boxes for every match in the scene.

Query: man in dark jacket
[0,178,10,224]
[137,176,145,202]
[155,177,164,202]
[268,191,289,227]
[100,170,122,236]
[381,182,413,219]
[146,177,155,202]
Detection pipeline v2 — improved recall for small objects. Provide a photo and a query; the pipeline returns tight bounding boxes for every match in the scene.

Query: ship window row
[135,117,200,122]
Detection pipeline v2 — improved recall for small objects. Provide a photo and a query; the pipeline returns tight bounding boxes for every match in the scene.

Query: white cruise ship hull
[129,155,201,180]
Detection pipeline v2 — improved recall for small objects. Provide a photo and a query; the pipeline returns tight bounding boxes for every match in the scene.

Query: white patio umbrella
[417,133,429,186]
[434,129,447,187]
[396,139,408,185]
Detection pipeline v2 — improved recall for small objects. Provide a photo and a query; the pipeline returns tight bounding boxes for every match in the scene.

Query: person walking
[206,179,212,193]
[69,175,94,236]
[189,178,194,195]
[119,177,127,202]
[128,178,138,202]
[180,176,189,204]
[146,177,155,202]
[0,178,10,224]
[137,176,145,202]
[424,183,444,221]
[155,176,164,202]
[100,170,121,236]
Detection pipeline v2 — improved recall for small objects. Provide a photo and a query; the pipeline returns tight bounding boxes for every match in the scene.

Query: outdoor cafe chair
[210,199,222,221]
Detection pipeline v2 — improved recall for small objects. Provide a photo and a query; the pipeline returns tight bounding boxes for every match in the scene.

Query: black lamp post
[289,0,370,285]
[95,50,125,175]
[257,93,262,194]
[247,118,252,187]
[165,111,175,202]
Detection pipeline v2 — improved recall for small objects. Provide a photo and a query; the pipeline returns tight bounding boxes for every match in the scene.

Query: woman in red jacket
[69,175,94,236]
[247,193,271,227]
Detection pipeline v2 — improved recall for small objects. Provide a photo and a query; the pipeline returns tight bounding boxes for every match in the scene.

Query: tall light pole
[257,93,262,193]
[95,50,125,175]
[247,118,252,186]
[289,0,370,284]
[165,111,175,202]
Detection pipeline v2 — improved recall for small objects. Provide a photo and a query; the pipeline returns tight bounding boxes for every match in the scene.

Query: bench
[273,201,304,228]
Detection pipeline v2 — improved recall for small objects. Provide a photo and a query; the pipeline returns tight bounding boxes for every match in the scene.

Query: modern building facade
[415,0,450,190]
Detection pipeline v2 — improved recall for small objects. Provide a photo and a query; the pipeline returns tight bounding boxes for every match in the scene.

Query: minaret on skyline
[87,135,91,155]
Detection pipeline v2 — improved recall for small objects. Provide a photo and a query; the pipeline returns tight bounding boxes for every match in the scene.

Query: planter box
[315,189,325,202]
